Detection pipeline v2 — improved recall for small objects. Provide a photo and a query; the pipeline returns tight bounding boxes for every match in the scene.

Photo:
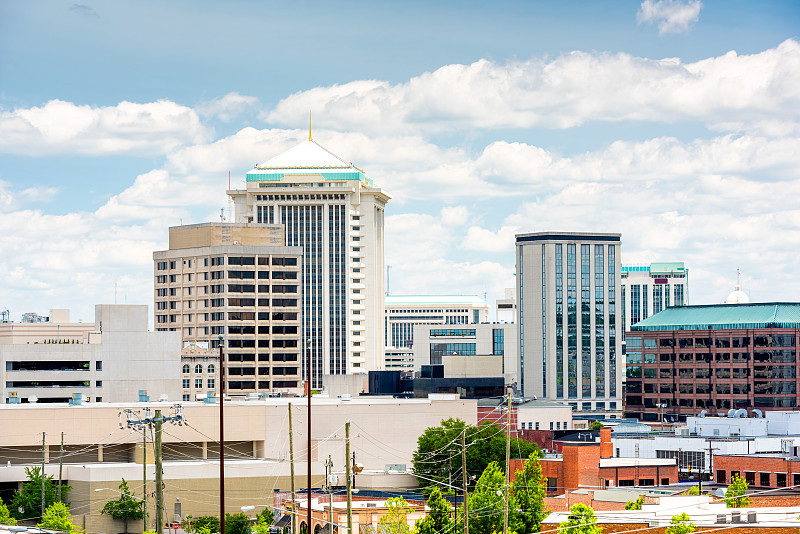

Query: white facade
[516,232,622,413]
[516,399,574,432]
[612,433,800,474]
[384,295,490,349]
[229,138,390,387]
[621,262,688,334]
[1,305,181,404]
[412,322,518,383]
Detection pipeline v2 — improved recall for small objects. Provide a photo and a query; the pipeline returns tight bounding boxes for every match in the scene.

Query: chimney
[599,428,613,459]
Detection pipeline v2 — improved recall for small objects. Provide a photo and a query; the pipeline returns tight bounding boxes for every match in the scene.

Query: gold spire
[308,111,312,141]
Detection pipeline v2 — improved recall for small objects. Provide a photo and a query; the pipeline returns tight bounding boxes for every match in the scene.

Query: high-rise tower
[228,137,390,387]
[516,232,622,414]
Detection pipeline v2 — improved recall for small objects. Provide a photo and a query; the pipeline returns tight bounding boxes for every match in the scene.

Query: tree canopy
[467,461,522,534]
[38,502,83,533]
[100,479,144,534]
[558,503,602,534]
[378,498,412,534]
[0,497,16,526]
[414,487,453,534]
[665,513,696,534]
[10,466,71,521]
[725,474,751,508]
[412,418,539,489]
[511,451,548,534]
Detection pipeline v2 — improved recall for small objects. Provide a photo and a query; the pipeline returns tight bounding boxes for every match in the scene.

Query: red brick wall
[715,455,800,487]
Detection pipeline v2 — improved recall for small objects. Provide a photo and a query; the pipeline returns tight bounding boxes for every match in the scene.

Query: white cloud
[638,0,702,35]
[0,99,208,156]
[440,206,470,226]
[197,92,261,122]
[267,40,800,133]
[463,225,520,253]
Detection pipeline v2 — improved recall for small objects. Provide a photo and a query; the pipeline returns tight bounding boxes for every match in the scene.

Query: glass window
[182,379,190,389]
[195,364,203,374]
[208,364,215,374]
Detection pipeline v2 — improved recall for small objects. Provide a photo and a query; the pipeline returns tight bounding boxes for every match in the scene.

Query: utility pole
[41,432,46,520]
[219,333,226,534]
[58,432,64,502]
[122,407,183,534]
[143,426,148,533]
[289,403,297,534]
[461,429,469,534]
[346,422,352,534]
[327,456,334,533]
[503,390,511,534]
[307,339,312,534]
[155,410,163,534]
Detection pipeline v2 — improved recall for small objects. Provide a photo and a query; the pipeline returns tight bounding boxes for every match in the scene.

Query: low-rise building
[180,342,219,401]
[412,322,518,385]
[0,395,475,532]
[543,495,800,530]
[513,428,678,495]
[1,305,180,404]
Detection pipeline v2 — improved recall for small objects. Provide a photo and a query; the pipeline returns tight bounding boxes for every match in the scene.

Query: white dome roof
[725,285,750,304]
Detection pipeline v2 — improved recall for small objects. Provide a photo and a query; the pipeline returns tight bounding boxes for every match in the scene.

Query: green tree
[185,515,221,534]
[0,497,17,526]
[687,486,701,496]
[511,451,548,534]
[38,502,83,533]
[378,498,412,534]
[251,508,275,534]
[225,512,252,534]
[100,479,144,534]
[467,461,521,534]
[624,496,643,510]
[10,466,71,520]
[557,503,601,534]
[414,487,453,534]
[588,421,603,431]
[412,418,539,489]
[665,513,695,534]
[725,474,752,508]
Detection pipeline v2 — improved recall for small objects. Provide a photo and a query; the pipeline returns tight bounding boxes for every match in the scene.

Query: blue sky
[0,0,798,322]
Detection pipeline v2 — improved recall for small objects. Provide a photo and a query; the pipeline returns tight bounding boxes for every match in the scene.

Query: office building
[412,322,517,382]
[1,305,180,404]
[516,232,622,413]
[228,137,390,387]
[153,223,303,395]
[624,302,800,421]
[384,295,489,369]
[621,262,688,335]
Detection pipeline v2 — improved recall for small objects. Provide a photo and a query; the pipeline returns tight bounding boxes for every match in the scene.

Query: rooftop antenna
[308,111,312,141]
[220,208,225,222]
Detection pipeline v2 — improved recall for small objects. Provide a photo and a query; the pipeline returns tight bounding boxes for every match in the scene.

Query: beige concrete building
[411,322,518,385]
[153,223,304,396]
[0,305,180,404]
[228,137,390,387]
[0,396,475,533]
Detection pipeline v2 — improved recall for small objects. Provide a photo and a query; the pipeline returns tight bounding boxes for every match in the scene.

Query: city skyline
[1,1,799,322]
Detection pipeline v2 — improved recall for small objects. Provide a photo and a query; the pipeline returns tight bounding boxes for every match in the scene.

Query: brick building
[715,454,800,488]
[511,428,677,493]
[625,303,800,422]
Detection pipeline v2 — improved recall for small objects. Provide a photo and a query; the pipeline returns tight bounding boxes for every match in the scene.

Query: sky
[0,0,799,323]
